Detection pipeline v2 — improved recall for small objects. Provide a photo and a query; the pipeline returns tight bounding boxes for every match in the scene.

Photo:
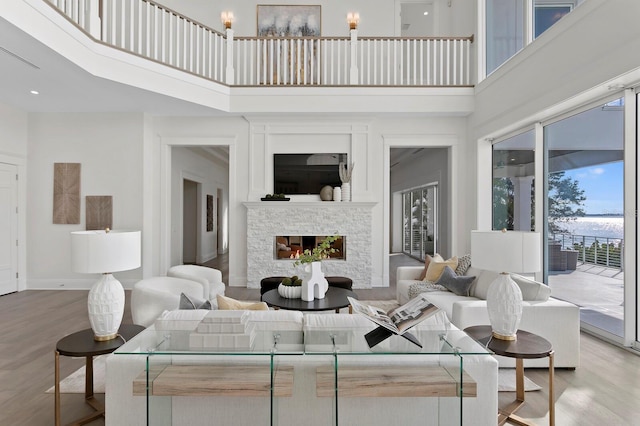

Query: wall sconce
[220,11,234,29]
[347,12,360,30]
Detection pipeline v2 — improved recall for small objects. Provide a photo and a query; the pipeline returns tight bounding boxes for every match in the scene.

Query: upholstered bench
[260,276,353,300]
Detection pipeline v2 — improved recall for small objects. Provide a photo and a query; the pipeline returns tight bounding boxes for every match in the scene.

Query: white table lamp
[471,230,541,341]
[71,229,141,341]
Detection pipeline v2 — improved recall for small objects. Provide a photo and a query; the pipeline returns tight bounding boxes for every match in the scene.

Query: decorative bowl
[278,283,302,299]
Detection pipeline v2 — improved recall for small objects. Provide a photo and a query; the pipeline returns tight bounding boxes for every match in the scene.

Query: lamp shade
[470,230,541,274]
[470,230,541,341]
[71,230,141,341]
[71,230,141,274]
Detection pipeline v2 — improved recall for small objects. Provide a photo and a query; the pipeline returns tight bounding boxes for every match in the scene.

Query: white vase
[333,186,341,202]
[301,261,329,301]
[278,283,302,299]
[341,182,351,201]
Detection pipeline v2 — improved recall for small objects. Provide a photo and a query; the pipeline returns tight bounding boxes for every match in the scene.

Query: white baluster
[225,28,234,85]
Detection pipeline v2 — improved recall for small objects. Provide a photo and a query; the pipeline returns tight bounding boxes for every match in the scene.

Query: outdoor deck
[549,263,624,336]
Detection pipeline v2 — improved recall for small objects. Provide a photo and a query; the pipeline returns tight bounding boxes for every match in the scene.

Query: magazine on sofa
[348,296,440,336]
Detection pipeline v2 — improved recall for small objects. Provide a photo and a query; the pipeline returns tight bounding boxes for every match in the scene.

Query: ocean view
[556,216,624,240]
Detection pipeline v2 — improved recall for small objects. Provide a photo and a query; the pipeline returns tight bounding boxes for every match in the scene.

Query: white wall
[472,0,640,139]
[0,102,28,158]
[26,113,144,289]
[170,147,229,267]
[157,0,474,37]
[0,102,28,290]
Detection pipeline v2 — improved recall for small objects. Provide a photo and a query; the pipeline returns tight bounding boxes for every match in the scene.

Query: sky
[562,161,624,215]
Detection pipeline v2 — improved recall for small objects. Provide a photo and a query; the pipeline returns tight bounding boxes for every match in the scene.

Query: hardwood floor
[2,265,640,424]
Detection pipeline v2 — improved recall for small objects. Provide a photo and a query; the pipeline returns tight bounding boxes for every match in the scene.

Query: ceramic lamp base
[88,273,125,341]
[486,272,523,342]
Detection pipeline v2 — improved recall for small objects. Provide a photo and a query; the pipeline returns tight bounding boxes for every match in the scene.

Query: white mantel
[244,202,376,289]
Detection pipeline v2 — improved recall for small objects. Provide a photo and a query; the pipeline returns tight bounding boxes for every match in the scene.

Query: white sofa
[106,309,498,426]
[397,265,580,368]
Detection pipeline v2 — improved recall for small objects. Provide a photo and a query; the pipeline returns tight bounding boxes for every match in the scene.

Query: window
[402,184,438,260]
[492,130,535,231]
[534,3,573,38]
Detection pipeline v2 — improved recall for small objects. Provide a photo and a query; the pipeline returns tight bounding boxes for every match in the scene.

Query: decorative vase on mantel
[301,261,329,301]
[341,182,351,201]
[339,161,355,202]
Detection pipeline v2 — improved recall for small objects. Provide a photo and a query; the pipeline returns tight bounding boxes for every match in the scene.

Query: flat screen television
[274,153,347,195]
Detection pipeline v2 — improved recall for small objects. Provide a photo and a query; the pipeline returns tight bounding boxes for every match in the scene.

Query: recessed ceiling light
[423,11,429,15]
[30,90,39,95]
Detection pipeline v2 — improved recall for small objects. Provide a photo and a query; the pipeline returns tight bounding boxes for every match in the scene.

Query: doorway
[183,179,199,264]
[399,1,436,37]
[0,163,18,295]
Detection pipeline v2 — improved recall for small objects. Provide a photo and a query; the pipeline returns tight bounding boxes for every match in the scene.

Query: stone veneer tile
[245,204,373,289]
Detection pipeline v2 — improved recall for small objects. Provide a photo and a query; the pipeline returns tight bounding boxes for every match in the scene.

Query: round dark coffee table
[54,324,145,426]
[464,325,555,426]
[261,286,357,313]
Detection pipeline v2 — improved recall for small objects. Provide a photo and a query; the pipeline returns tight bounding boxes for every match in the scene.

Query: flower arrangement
[293,235,340,266]
[339,162,355,183]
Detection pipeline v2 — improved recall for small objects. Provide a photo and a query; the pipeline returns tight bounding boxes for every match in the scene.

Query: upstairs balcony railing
[44,0,474,87]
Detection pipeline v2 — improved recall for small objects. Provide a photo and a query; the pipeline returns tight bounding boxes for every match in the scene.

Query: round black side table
[54,324,145,426]
[261,286,357,313]
[465,325,555,426]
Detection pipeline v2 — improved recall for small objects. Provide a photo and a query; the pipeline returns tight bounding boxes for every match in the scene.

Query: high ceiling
[0,17,221,115]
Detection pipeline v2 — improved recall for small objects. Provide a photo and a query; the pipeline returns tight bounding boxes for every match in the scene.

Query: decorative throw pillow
[419,253,444,281]
[217,294,269,311]
[435,266,476,296]
[455,254,472,276]
[179,293,212,310]
[424,256,458,282]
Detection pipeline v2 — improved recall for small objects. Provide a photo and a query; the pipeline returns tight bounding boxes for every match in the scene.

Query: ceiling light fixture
[30,90,39,95]
[424,11,429,15]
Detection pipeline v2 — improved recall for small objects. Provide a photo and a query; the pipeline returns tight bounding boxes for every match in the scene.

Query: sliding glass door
[543,98,625,338]
[402,184,437,260]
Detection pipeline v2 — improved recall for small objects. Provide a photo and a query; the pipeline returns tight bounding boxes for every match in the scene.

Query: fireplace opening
[275,236,346,260]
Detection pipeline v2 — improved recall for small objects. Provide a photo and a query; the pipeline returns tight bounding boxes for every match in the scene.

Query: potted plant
[293,235,340,266]
[294,235,339,301]
[278,275,302,299]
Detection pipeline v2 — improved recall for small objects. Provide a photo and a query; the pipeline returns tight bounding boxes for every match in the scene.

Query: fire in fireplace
[275,236,346,260]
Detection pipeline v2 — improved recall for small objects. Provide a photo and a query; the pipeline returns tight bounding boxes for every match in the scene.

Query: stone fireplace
[244,202,375,289]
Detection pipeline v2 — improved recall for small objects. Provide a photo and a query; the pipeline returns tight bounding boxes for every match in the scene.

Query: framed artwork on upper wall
[257,5,321,36]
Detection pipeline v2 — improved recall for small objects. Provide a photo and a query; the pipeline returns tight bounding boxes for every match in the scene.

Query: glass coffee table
[114,321,492,425]
[261,286,357,313]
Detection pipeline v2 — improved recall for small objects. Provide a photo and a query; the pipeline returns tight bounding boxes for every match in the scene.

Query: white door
[0,163,18,295]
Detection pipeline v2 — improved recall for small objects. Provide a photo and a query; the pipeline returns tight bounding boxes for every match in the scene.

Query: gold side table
[465,325,555,426]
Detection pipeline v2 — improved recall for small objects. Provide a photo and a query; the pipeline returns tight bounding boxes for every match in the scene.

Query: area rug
[498,369,542,392]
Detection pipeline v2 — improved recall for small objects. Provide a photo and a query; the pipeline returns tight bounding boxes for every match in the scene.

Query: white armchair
[167,265,226,300]
[131,276,206,327]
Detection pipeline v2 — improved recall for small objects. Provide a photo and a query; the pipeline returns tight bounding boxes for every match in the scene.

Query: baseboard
[26,278,140,290]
